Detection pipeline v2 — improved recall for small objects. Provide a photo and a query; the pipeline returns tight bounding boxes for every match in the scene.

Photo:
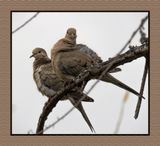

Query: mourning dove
[30,47,95,132]
[52,43,145,99]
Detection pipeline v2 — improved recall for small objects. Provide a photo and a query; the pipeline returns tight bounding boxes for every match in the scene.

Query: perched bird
[30,47,95,132]
[52,39,145,99]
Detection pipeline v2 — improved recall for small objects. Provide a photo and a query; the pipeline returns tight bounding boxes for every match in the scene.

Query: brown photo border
[0,1,159,146]
[10,10,150,136]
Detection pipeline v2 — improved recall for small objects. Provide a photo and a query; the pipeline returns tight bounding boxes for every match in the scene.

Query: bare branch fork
[36,44,148,134]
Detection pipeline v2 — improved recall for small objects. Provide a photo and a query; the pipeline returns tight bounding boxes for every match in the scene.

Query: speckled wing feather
[77,44,121,73]
[77,44,103,64]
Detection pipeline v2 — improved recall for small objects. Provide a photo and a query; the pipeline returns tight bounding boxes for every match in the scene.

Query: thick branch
[36,44,148,134]
[91,44,148,77]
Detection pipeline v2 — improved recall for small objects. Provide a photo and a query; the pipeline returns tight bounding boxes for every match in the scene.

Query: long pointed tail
[69,97,95,133]
[100,73,145,99]
[76,102,95,133]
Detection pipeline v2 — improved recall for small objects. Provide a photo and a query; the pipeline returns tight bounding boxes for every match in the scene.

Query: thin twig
[117,15,148,55]
[114,92,129,134]
[134,59,148,119]
[12,12,40,34]
[114,102,125,134]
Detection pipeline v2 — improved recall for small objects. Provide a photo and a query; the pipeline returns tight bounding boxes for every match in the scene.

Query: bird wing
[77,44,103,64]
[56,49,95,77]
[76,44,122,73]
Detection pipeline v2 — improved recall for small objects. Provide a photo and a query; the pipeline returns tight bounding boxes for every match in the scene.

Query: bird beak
[29,54,34,58]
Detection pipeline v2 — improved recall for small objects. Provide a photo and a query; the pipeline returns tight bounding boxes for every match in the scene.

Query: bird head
[65,27,77,41]
[30,48,48,59]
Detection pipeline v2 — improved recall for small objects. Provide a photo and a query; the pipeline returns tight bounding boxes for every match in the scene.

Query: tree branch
[36,44,148,134]
[92,44,148,77]
[12,12,40,34]
[134,58,148,119]
[116,15,148,55]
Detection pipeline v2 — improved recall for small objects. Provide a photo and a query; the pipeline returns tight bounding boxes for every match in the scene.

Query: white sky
[12,12,148,134]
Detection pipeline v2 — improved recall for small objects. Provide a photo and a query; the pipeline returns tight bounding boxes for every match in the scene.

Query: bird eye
[38,51,41,53]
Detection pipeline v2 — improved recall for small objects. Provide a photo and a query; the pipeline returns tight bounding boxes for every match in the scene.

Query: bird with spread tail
[51,28,145,99]
[30,47,95,133]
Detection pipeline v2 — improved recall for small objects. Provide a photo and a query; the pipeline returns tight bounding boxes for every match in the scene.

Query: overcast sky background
[12,12,148,134]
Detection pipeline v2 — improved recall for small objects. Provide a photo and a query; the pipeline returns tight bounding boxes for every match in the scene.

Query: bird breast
[34,66,56,98]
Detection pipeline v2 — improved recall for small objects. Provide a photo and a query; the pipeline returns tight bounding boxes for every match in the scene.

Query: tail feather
[69,97,95,133]
[101,73,145,99]
[76,102,95,133]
